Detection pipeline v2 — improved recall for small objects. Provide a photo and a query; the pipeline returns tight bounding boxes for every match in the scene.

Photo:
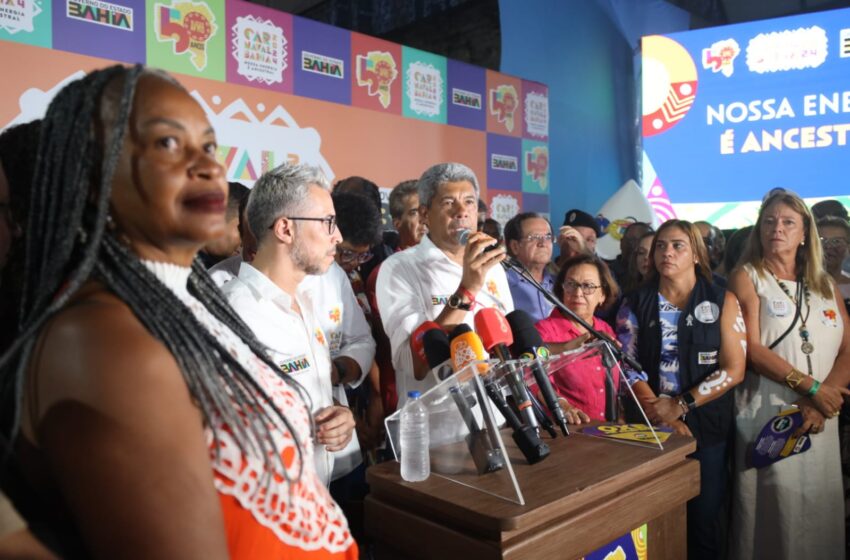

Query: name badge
[769,299,790,317]
[698,351,718,365]
[695,300,720,323]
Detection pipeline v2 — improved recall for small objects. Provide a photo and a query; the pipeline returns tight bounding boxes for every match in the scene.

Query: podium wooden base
[366,430,698,559]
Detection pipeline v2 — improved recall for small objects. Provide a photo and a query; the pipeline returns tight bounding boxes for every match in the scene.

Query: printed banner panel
[226,0,293,93]
[487,133,522,191]
[54,0,144,62]
[0,0,52,47]
[146,0,226,80]
[350,32,402,114]
[486,70,522,137]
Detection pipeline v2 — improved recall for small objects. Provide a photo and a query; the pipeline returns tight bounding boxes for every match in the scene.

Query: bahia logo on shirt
[328,307,341,324]
[486,280,500,299]
[278,355,311,374]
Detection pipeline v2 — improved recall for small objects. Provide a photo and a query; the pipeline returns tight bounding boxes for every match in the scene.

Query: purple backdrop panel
[522,192,550,215]
[447,59,485,130]
[293,17,350,105]
[486,133,522,191]
[226,0,293,93]
[522,80,549,141]
[53,0,146,63]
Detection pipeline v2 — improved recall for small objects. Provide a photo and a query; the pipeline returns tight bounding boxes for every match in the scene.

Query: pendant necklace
[769,269,813,376]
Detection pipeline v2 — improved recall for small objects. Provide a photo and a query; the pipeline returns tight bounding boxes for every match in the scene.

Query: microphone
[506,310,570,436]
[457,227,499,252]
[411,320,441,367]
[483,378,550,465]
[449,325,549,464]
[423,328,454,381]
[445,325,505,473]
[474,308,539,431]
[449,324,489,374]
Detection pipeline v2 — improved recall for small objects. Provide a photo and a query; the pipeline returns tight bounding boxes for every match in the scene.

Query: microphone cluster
[411,308,568,467]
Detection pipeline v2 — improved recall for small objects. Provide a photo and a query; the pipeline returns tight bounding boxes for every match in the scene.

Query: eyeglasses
[522,233,553,243]
[820,236,848,249]
[337,247,373,264]
[563,280,601,295]
[281,215,337,235]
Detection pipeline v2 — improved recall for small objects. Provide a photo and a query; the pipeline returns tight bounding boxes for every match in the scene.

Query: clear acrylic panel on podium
[385,361,526,505]
[527,340,669,450]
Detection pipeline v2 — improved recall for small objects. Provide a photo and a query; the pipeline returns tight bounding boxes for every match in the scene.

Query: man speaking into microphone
[376,163,514,407]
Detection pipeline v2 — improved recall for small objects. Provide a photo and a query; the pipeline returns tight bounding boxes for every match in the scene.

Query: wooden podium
[365,430,699,559]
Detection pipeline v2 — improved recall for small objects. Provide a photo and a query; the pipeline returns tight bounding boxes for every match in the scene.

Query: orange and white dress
[146,261,357,559]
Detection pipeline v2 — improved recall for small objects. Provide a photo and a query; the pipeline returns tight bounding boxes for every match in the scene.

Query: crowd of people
[0,65,848,559]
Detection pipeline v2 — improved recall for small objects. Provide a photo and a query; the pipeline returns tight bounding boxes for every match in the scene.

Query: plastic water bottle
[400,391,430,482]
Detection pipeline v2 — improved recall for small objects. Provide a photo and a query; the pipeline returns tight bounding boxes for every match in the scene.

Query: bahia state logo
[452,87,481,110]
[67,0,134,31]
[302,50,344,79]
[356,50,398,109]
[278,355,311,375]
[525,145,549,190]
[702,38,740,77]
[490,84,519,132]
[155,1,217,71]
[490,153,518,172]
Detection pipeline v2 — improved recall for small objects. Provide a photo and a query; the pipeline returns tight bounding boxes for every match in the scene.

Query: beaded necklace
[768,269,814,376]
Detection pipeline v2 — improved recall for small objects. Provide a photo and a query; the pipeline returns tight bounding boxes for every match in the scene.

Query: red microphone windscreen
[410,321,441,365]
[474,308,513,352]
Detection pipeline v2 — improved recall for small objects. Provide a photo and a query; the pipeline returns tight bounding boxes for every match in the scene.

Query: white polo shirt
[376,235,514,408]
[303,262,375,479]
[207,254,241,287]
[221,263,336,485]
[215,259,373,480]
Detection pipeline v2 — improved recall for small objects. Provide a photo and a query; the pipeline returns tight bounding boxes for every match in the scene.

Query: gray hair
[388,179,418,219]
[416,162,479,208]
[247,163,330,243]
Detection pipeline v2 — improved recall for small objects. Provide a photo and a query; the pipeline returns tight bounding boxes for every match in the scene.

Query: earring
[105,212,132,247]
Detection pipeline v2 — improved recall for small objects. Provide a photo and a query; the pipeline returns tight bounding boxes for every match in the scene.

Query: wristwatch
[680,391,697,411]
[447,292,472,311]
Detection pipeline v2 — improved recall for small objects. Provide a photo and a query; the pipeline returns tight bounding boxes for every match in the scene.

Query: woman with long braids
[0,65,356,558]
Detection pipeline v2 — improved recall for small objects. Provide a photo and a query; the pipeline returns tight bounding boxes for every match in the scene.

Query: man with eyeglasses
[376,163,514,407]
[503,212,557,323]
[221,163,358,487]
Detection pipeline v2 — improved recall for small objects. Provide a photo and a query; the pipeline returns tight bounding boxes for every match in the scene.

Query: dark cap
[563,209,600,236]
[811,199,849,221]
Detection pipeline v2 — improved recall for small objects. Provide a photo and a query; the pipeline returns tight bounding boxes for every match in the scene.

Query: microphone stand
[501,257,644,379]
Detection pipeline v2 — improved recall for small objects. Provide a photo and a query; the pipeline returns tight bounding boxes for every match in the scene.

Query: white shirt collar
[419,234,462,269]
[141,259,191,299]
